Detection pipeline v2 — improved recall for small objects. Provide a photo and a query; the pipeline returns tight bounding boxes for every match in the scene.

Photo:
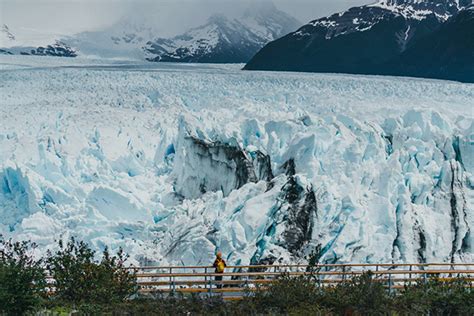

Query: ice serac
[173,117,273,199]
[381,111,473,263]
[0,166,41,229]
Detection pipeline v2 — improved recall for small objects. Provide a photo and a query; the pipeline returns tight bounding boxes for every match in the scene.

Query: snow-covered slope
[0,24,77,57]
[145,2,300,63]
[0,56,472,266]
[299,0,470,40]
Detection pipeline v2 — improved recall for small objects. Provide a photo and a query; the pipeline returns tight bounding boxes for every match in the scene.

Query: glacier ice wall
[172,116,272,199]
[0,56,472,266]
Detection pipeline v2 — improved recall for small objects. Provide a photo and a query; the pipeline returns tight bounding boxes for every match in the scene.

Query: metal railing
[129,263,474,299]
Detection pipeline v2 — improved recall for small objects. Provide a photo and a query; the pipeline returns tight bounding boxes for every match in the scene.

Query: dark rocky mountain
[245,0,473,82]
[145,1,300,63]
[385,5,474,82]
[27,41,78,57]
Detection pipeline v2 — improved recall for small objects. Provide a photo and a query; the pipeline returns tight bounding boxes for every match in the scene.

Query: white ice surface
[0,55,472,266]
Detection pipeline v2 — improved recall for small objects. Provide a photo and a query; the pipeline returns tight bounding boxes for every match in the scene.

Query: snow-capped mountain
[245,0,473,82]
[2,1,299,62]
[145,2,300,63]
[0,24,77,57]
[63,15,162,59]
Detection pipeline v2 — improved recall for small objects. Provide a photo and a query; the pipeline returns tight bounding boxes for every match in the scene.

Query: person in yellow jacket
[213,251,226,288]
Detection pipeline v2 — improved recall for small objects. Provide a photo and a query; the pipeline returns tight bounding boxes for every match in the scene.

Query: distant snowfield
[0,55,473,266]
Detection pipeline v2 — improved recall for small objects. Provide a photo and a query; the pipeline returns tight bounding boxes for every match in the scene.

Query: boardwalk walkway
[131,263,474,300]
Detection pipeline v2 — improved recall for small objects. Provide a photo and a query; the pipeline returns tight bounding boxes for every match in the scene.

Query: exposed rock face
[29,41,78,57]
[281,174,317,255]
[1,40,77,57]
[386,5,474,82]
[173,121,273,199]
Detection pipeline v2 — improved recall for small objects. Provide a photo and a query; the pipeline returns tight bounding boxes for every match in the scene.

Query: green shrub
[396,277,474,315]
[320,271,390,315]
[0,236,47,315]
[250,270,391,315]
[46,237,137,305]
[251,273,321,314]
[36,273,473,316]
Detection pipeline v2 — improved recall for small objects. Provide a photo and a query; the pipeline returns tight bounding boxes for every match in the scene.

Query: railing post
[172,275,176,295]
[204,267,208,291]
[388,273,392,294]
[409,264,412,285]
[342,265,346,281]
[318,269,321,288]
[208,277,213,297]
[169,267,172,293]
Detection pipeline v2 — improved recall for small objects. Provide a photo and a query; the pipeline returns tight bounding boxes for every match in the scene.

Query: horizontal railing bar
[137,277,474,287]
[138,279,275,286]
[139,281,474,294]
[137,279,351,287]
[135,269,473,278]
[138,287,261,294]
[128,263,474,270]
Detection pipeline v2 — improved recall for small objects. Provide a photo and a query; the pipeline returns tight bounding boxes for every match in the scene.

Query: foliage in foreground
[36,272,473,316]
[1,236,473,315]
[0,237,47,315]
[46,237,136,305]
[0,236,137,315]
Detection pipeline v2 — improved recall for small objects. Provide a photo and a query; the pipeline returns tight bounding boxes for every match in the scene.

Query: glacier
[0,55,472,266]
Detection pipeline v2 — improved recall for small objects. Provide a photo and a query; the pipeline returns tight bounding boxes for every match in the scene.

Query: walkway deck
[130,263,474,300]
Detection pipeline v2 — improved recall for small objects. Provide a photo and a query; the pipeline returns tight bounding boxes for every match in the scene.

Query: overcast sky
[1,0,373,37]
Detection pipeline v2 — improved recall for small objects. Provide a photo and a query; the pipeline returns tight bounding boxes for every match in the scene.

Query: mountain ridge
[244,0,473,82]
[144,3,300,63]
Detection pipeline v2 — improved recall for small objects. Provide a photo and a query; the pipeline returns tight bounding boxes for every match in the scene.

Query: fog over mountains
[145,2,300,63]
[1,1,301,62]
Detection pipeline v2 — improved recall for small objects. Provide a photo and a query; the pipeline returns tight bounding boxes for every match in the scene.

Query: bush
[37,272,472,316]
[46,237,137,305]
[0,236,47,315]
[251,273,322,314]
[320,271,390,315]
[396,277,474,315]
